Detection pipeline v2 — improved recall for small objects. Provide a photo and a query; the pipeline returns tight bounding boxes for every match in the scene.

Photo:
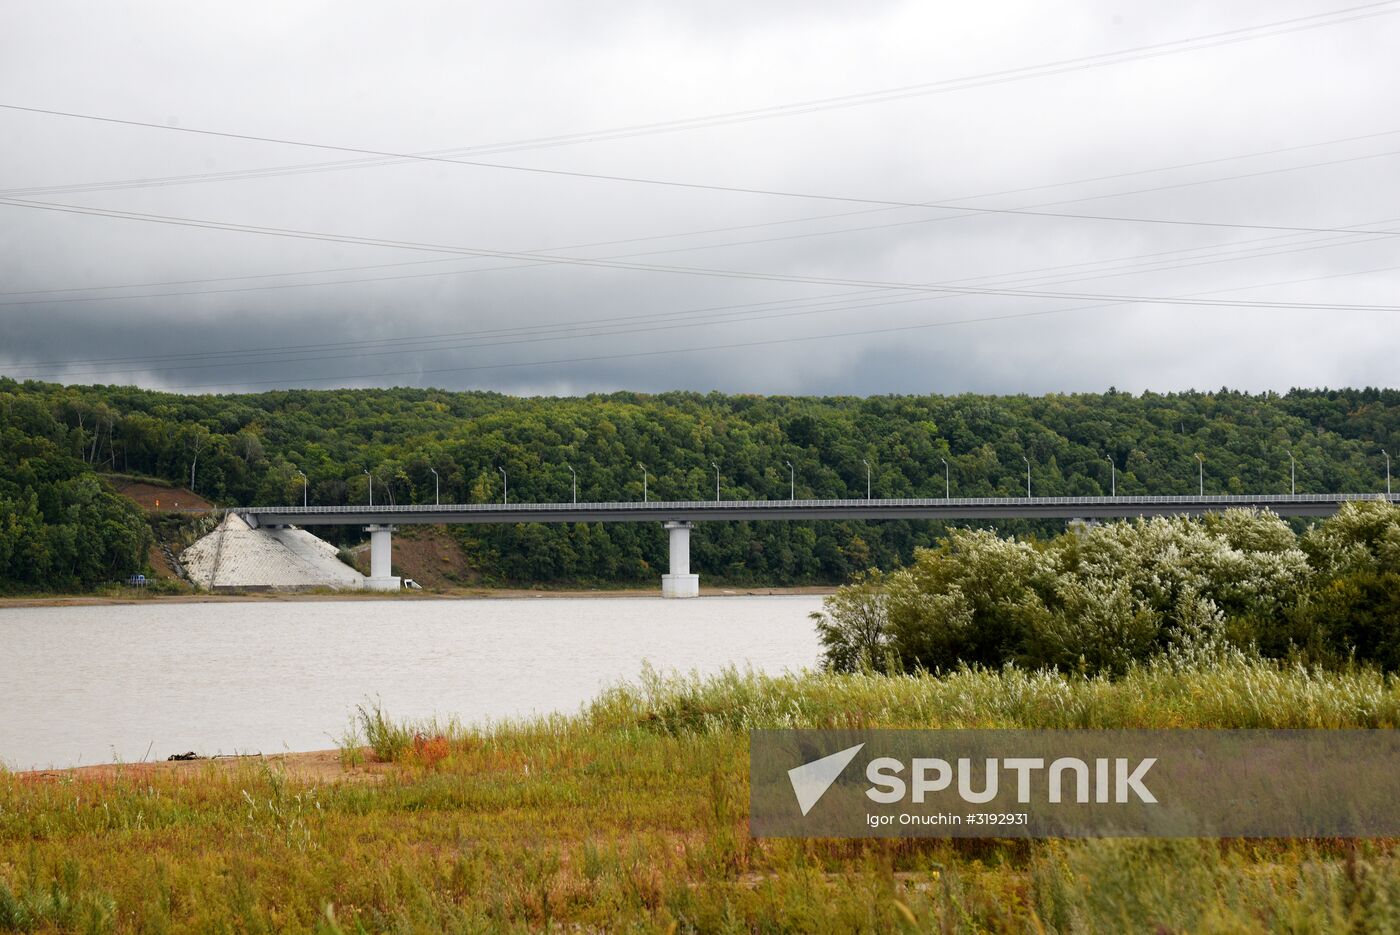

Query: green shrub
[810,569,893,673]
[818,502,1400,675]
[0,858,116,934]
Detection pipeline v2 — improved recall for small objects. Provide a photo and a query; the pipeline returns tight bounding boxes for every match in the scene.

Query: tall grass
[8,662,1400,932]
[0,858,115,934]
[584,657,1400,735]
[351,699,414,762]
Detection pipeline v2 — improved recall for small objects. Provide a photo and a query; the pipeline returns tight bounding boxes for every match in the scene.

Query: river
[0,596,823,771]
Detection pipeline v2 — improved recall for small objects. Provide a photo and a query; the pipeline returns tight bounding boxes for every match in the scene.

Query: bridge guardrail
[240,492,1397,516]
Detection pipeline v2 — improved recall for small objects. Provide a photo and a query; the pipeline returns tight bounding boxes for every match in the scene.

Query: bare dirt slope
[146,542,180,579]
[105,475,214,512]
[349,524,479,589]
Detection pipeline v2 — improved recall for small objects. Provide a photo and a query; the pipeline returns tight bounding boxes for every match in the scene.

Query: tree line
[0,392,151,590]
[1,379,1397,589]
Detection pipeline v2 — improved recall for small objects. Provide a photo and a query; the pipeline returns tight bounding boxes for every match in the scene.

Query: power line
[25,249,1400,383]
[6,127,1399,305]
[5,194,1400,302]
[6,196,1400,383]
[6,119,1400,242]
[5,137,1394,330]
[2,1,1395,197]
[2,4,1392,391]
[143,260,1400,393]
[10,201,1398,378]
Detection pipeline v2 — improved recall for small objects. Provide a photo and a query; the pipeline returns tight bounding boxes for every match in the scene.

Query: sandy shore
[0,584,834,609]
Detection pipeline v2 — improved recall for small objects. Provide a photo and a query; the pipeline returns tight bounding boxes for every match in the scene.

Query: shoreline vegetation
[5,662,1400,931]
[813,500,1400,677]
[5,384,1399,928]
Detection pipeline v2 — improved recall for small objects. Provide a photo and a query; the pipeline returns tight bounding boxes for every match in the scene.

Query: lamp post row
[304,447,1395,507]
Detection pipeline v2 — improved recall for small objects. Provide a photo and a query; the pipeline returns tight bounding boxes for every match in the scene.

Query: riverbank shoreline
[8,666,1395,930]
[13,748,372,783]
[0,584,835,609]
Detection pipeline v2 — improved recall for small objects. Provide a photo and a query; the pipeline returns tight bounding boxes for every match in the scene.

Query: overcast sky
[2,1,1398,397]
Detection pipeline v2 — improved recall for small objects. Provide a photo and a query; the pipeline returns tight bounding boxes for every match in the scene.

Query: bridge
[239,492,1396,596]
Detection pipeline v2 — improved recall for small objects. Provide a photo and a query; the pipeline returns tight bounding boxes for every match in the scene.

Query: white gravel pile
[181,513,365,590]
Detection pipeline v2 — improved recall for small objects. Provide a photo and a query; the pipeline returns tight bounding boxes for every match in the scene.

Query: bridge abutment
[364,524,401,591]
[661,521,699,598]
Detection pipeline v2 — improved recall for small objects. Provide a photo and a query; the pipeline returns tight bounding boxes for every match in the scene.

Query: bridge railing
[240,492,1396,515]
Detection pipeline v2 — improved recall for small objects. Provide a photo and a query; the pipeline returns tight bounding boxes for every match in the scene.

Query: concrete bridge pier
[364,524,401,591]
[661,521,699,598]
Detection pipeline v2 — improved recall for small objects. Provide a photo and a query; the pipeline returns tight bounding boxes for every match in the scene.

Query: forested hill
[2,380,1398,590]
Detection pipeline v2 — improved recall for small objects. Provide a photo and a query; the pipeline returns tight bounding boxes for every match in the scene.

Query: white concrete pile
[181,513,367,590]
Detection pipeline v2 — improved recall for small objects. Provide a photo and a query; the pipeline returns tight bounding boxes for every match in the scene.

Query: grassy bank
[5,662,1400,932]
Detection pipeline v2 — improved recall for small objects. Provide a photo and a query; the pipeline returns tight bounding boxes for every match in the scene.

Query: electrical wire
[4,129,1398,308]
[25,248,1400,382]
[3,2,1396,386]
[6,129,1400,243]
[5,195,1400,306]
[146,259,1400,392]
[8,202,1399,381]
[10,197,1398,379]
[2,1,1395,197]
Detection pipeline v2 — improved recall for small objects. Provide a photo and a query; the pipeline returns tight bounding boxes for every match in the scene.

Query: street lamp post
[1286,450,1295,496]
[363,469,372,507]
[640,464,647,502]
[498,467,507,505]
[861,459,871,500]
[1196,454,1204,496]
[1105,456,1115,497]
[941,457,950,499]
[1022,455,1031,497]
[711,462,720,501]
[296,469,307,507]
[566,463,576,504]
[785,461,794,501]
[1384,449,1391,496]
[429,467,439,506]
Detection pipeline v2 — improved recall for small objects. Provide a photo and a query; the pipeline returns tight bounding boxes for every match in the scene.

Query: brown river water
[0,596,822,770]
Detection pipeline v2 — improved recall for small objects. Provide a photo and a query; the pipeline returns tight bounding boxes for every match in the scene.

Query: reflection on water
[0,596,822,770]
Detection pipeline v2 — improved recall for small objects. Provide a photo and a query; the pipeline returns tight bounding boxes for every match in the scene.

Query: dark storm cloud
[2,0,1398,396]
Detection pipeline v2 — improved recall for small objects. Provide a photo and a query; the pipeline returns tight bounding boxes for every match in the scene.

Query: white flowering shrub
[1057,511,1309,624]
[817,503,1400,675]
[1302,500,1400,576]
[1031,577,1162,675]
[882,528,1056,670]
[1295,500,1400,669]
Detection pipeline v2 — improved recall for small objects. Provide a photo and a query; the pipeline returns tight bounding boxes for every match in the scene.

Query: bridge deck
[238,493,1396,527]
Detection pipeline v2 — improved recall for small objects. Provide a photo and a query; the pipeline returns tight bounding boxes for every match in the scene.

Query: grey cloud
[2,0,1397,396]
